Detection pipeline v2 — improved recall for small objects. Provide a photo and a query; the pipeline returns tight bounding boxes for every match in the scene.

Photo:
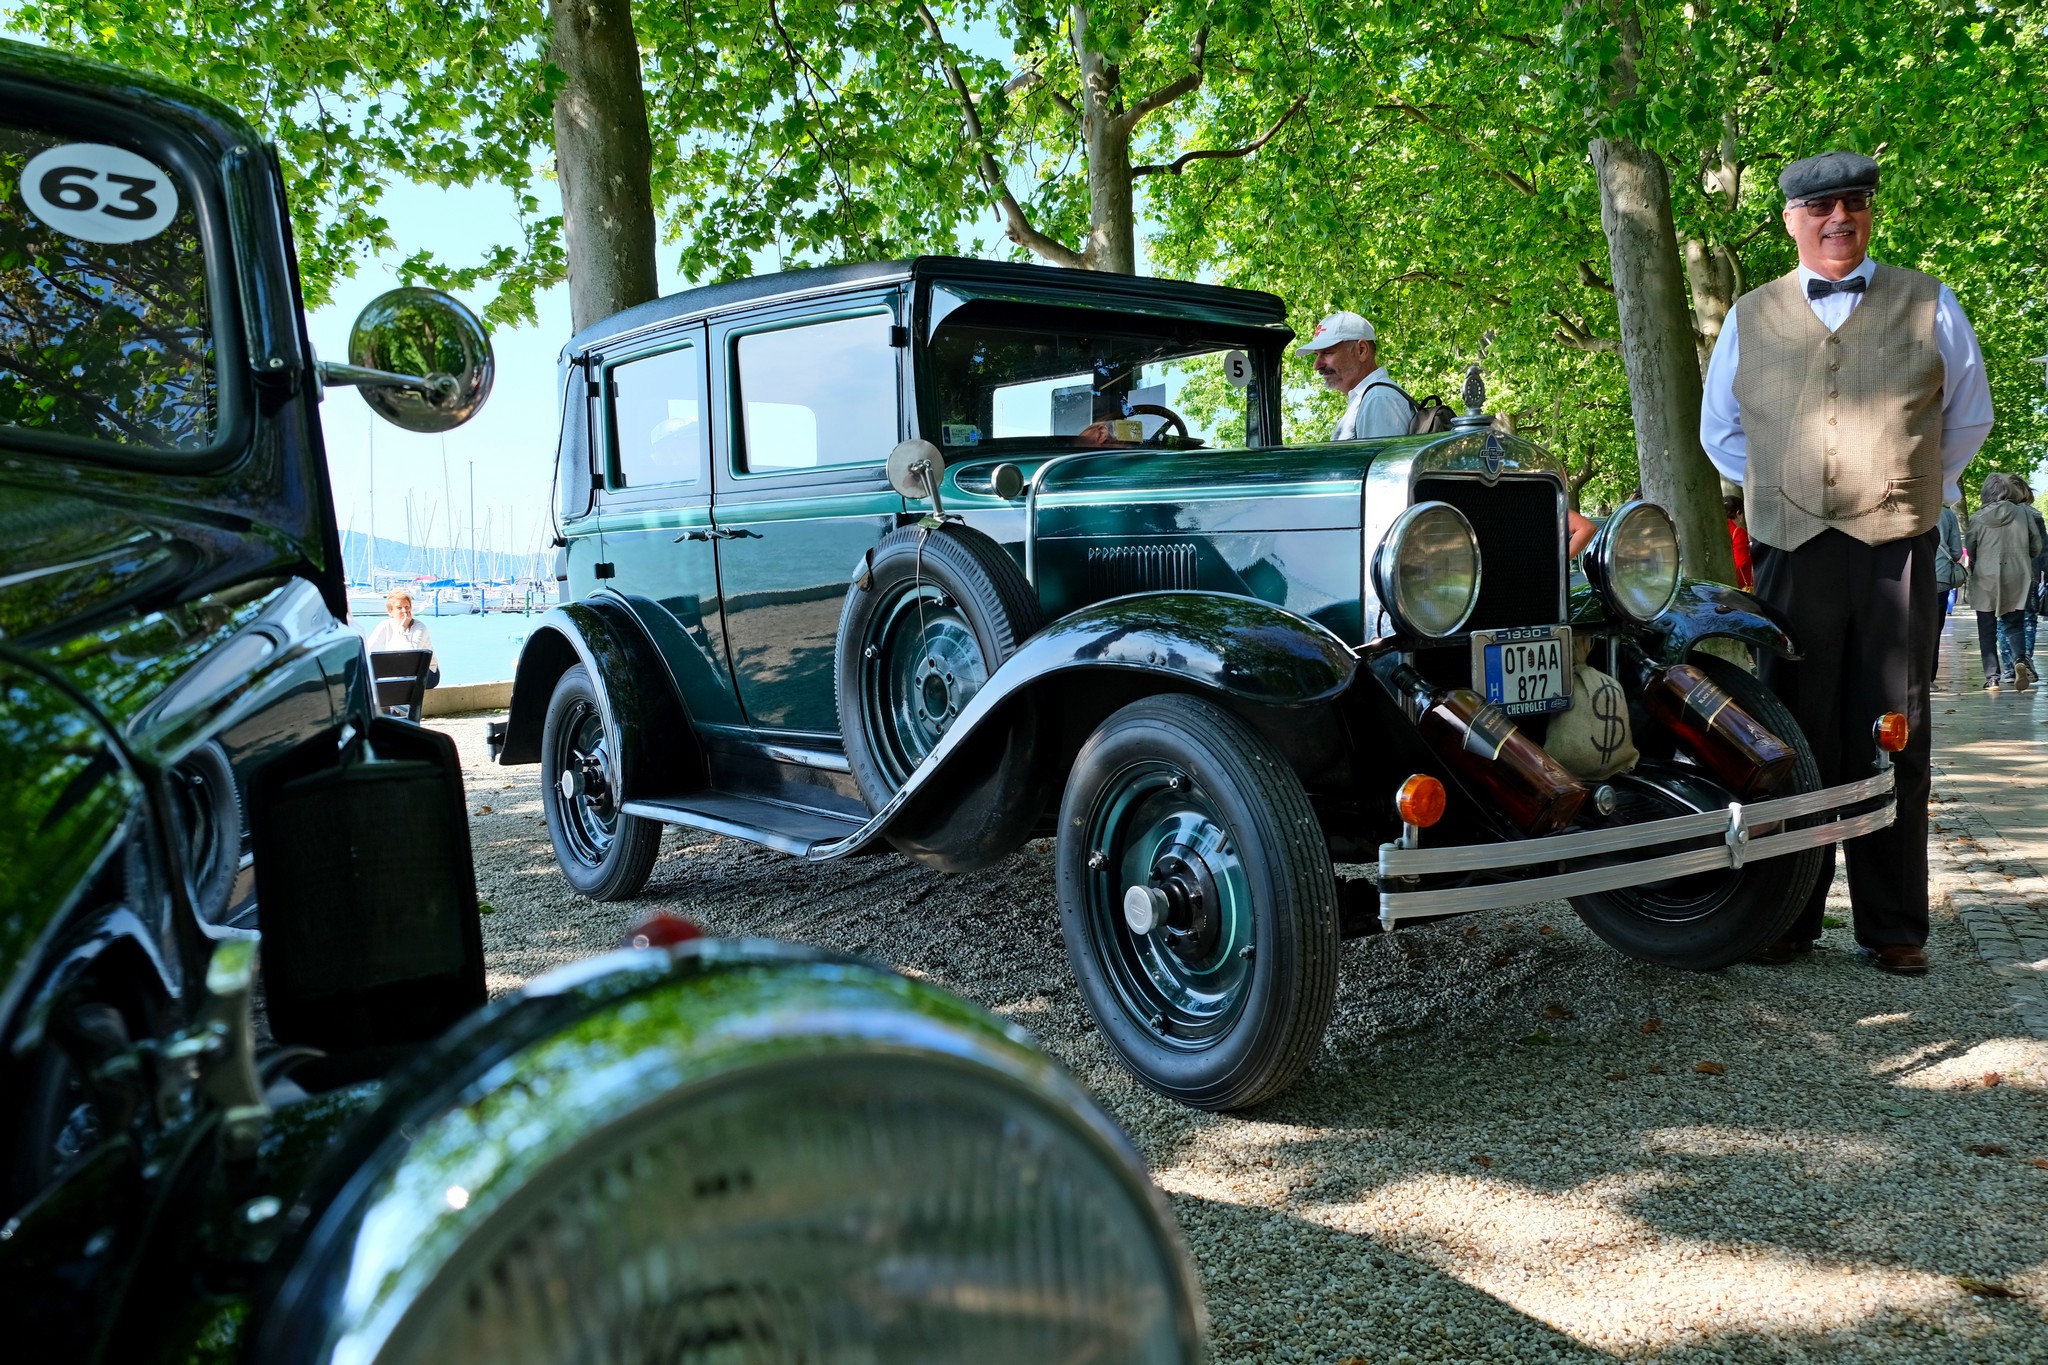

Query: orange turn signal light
[1874,713,1909,753]
[1397,774,1447,828]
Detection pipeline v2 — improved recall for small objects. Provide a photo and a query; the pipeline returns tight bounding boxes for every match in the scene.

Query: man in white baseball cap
[1298,311,1413,440]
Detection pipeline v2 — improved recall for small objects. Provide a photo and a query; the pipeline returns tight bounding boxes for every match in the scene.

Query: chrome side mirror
[887,438,947,517]
[319,288,494,432]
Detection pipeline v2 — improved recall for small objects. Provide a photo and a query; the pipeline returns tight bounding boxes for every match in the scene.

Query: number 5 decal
[1222,349,1252,389]
[20,143,178,244]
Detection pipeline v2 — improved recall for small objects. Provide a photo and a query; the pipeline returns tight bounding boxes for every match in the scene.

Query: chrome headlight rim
[255,939,1207,1365]
[1587,499,1683,624]
[1371,500,1483,639]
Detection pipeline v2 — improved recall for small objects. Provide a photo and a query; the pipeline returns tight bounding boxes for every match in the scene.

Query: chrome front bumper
[1375,765,1898,928]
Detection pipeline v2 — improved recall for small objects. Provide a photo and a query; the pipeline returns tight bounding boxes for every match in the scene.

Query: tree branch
[1549,309,1622,353]
[1374,101,1537,195]
[1576,259,1615,294]
[1386,268,1510,310]
[915,1,1085,269]
[1113,26,1206,137]
[1132,94,1306,177]
[1005,68,1078,121]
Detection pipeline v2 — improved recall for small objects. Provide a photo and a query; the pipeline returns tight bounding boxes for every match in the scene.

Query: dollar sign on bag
[1593,679,1626,764]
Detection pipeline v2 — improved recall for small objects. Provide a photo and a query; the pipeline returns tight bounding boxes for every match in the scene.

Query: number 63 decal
[20,142,179,244]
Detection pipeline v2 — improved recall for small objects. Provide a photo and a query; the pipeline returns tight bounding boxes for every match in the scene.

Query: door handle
[674,527,761,542]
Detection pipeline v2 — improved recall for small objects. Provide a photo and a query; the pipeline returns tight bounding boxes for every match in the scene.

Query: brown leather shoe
[1750,937,1815,966]
[1863,944,1930,976]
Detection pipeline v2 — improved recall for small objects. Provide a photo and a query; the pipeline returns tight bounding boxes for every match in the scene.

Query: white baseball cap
[1296,311,1376,354]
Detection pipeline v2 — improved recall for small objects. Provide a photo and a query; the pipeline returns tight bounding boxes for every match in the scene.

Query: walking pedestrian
[2006,478,2046,681]
[1932,502,1965,684]
[1699,150,1994,976]
[1968,473,2040,692]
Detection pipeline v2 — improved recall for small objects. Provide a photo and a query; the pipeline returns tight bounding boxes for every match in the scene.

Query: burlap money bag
[1544,664,1639,780]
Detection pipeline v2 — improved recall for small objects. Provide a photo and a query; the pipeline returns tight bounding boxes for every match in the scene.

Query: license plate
[1471,625,1572,717]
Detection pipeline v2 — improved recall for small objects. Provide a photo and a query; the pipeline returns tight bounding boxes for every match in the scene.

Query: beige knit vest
[1732,263,1944,551]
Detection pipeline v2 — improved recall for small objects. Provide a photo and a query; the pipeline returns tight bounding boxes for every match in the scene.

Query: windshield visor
[927,302,1260,453]
[2,121,222,455]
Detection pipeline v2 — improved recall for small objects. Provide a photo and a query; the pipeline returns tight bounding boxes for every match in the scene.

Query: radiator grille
[1087,543,1198,596]
[1413,476,1563,631]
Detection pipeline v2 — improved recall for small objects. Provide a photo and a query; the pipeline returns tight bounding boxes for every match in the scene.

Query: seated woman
[366,588,440,689]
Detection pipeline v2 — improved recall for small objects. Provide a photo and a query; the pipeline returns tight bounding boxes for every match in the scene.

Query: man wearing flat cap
[1701,150,1994,976]
[1299,311,1415,440]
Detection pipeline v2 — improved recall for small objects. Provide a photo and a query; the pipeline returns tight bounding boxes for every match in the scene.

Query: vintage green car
[2,41,1205,1362]
[501,256,1900,1111]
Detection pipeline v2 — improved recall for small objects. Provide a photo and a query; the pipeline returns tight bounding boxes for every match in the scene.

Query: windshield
[927,303,1258,453]
[1,123,218,453]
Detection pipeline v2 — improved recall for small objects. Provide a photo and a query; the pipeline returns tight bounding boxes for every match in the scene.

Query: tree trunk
[1590,136,1734,582]
[548,0,659,331]
[1683,239,1741,377]
[1072,4,1137,273]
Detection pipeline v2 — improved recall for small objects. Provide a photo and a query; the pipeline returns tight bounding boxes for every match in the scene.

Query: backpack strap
[1361,380,1419,410]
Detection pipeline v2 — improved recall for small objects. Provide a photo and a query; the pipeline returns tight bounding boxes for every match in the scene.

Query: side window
[735,312,896,473]
[608,343,704,488]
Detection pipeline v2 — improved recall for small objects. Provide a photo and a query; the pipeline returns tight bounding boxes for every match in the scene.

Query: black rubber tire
[1057,695,1340,1111]
[168,741,240,923]
[836,523,1046,873]
[540,665,661,901]
[1569,653,1824,969]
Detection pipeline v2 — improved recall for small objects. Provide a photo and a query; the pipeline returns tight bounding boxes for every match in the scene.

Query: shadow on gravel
[445,717,2048,1362]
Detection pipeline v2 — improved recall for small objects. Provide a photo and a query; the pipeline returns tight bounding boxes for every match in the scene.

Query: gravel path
[441,716,2048,1362]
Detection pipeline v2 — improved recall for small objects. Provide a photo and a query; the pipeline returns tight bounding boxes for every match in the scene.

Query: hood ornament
[1450,361,1494,434]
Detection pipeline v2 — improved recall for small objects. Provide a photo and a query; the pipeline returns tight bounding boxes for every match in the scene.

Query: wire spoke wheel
[836,524,1045,873]
[857,583,991,788]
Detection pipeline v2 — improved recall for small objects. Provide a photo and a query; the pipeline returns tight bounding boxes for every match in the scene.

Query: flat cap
[1779,151,1879,201]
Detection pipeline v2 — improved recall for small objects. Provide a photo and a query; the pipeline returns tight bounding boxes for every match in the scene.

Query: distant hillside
[340,531,549,585]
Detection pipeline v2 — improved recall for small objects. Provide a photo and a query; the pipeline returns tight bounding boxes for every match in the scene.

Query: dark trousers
[1752,529,1934,948]
[1975,610,2027,682]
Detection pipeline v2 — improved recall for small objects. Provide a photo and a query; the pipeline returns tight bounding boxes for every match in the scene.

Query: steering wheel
[1126,403,1193,446]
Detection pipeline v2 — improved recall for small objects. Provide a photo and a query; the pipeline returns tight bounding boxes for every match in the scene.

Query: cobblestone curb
[1929,767,2048,1040]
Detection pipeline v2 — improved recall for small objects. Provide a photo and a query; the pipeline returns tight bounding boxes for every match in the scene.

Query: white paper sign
[1222,349,1253,389]
[19,142,179,244]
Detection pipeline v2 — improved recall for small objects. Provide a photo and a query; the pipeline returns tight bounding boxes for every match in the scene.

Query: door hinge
[889,324,910,348]
[594,561,616,579]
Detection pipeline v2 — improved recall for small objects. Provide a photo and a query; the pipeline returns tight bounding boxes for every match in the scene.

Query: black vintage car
[502,257,1903,1112]
[0,39,1206,1363]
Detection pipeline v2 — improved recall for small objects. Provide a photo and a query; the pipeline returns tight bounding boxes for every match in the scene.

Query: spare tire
[835,523,1046,872]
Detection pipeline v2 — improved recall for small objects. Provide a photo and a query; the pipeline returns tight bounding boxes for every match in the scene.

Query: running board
[620,792,871,857]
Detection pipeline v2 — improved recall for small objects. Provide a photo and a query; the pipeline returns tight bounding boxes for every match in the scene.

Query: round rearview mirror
[346,288,494,433]
[886,439,946,501]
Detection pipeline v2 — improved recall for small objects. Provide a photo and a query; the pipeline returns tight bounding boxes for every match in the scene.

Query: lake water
[346,606,544,687]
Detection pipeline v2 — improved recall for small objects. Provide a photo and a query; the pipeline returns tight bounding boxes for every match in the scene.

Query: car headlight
[261,941,1205,1365]
[1371,501,1481,638]
[1587,500,1681,623]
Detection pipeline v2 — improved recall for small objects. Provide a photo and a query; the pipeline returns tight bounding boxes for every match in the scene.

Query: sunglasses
[1788,191,1873,217]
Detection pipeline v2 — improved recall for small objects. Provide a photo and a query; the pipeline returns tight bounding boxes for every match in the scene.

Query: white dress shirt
[1334,367,1415,441]
[366,616,436,668]
[1700,256,1994,502]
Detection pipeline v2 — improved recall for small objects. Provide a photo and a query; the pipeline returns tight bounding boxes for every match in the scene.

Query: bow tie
[1807,275,1868,299]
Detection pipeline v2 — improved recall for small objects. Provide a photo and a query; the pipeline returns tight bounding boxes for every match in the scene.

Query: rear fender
[1572,579,1799,666]
[818,591,1356,859]
[496,596,702,798]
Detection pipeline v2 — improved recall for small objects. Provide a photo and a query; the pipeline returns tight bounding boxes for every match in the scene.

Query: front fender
[496,595,702,798]
[251,939,1200,1363]
[1572,578,1799,666]
[815,591,1355,860]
